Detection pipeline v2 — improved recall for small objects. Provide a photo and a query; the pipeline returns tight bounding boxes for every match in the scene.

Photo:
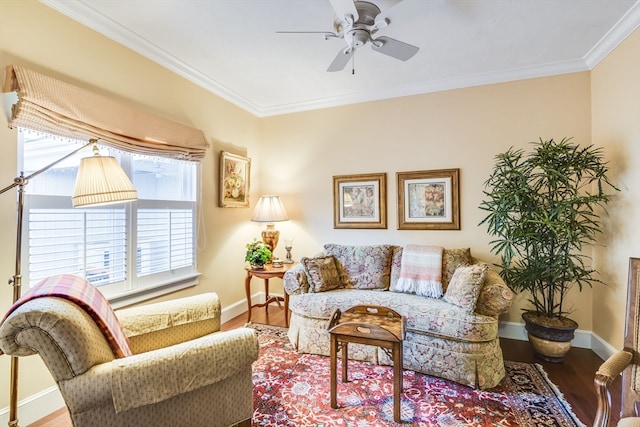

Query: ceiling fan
[278,0,419,72]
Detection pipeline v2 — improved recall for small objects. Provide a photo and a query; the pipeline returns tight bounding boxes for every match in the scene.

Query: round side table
[244,263,297,327]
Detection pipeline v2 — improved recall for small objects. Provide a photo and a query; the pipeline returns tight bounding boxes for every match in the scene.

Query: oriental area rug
[248,323,585,427]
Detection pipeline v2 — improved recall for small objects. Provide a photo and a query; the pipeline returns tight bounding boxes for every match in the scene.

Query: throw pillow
[301,255,342,293]
[389,246,403,290]
[323,244,393,290]
[442,248,473,292]
[475,268,515,317]
[443,263,489,312]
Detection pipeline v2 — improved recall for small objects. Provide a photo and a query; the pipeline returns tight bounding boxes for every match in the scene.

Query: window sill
[108,273,201,309]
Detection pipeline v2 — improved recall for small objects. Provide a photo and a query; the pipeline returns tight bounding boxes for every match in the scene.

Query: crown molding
[256,58,590,116]
[584,0,640,69]
[41,0,640,118]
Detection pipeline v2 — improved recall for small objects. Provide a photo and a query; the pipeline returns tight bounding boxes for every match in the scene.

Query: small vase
[250,263,265,270]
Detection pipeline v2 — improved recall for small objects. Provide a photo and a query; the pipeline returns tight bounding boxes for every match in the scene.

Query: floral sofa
[283,244,514,389]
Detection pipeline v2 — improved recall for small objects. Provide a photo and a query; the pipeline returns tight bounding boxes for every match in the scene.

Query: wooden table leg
[284,292,289,327]
[341,341,348,383]
[330,335,338,409]
[393,342,402,423]
[263,278,270,314]
[245,272,252,323]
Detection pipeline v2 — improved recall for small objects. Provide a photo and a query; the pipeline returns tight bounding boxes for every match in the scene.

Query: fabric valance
[2,65,208,161]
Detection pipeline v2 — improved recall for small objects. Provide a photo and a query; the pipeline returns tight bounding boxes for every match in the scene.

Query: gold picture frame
[219,151,251,208]
[397,168,460,230]
[333,173,387,229]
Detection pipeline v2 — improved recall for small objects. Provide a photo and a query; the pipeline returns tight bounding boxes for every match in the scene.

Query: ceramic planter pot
[522,311,578,362]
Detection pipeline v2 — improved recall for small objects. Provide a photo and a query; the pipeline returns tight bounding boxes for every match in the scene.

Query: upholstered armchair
[0,290,258,427]
[595,258,640,427]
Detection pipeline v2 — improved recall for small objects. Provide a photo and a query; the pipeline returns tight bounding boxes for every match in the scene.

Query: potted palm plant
[479,137,618,361]
[245,239,272,269]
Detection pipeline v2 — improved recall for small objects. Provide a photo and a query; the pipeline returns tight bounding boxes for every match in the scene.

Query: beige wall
[591,28,640,347]
[0,0,638,421]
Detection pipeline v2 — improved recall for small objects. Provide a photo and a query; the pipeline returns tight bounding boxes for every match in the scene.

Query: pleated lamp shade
[72,155,138,207]
[251,195,289,223]
[251,195,288,252]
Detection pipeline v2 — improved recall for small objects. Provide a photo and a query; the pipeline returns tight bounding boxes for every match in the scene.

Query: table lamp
[251,195,288,253]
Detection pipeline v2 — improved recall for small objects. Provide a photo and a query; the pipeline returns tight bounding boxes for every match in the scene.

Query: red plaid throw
[2,274,132,358]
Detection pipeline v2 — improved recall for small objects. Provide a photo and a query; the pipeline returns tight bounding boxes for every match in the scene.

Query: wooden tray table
[327,305,406,423]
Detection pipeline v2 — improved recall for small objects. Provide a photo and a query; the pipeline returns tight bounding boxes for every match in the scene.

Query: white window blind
[28,207,127,287]
[137,208,194,276]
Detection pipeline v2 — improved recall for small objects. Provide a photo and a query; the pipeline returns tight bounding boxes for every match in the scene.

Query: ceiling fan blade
[327,48,354,72]
[329,0,359,23]
[371,36,419,61]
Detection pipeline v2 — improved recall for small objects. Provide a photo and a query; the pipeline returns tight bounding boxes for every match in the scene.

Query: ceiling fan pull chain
[352,51,355,75]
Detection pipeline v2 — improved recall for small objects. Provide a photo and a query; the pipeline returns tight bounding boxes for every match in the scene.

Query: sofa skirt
[287,312,506,389]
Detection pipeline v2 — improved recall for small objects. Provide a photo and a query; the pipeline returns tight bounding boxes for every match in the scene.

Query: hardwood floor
[28,305,620,427]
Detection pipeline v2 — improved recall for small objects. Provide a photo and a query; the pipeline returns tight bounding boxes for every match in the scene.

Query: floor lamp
[0,139,137,427]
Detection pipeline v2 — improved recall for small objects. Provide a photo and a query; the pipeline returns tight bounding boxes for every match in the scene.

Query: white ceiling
[42,0,640,117]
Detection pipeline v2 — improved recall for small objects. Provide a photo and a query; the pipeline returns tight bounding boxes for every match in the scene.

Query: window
[20,130,200,303]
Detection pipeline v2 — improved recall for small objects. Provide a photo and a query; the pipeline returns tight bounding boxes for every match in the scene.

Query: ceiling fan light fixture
[345,29,370,48]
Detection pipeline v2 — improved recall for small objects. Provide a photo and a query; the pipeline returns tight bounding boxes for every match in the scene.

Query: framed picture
[397,168,460,230]
[219,151,251,208]
[333,173,387,229]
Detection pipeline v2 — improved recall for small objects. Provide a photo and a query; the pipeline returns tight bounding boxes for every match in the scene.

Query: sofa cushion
[443,263,489,312]
[288,289,498,342]
[301,255,342,292]
[442,248,473,291]
[324,244,393,290]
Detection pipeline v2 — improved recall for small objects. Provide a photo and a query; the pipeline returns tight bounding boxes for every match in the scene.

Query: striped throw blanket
[394,245,444,298]
[2,274,132,357]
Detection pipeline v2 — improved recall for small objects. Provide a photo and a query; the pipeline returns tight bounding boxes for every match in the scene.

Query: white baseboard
[220,296,251,324]
[0,385,64,427]
[220,291,278,324]
[498,320,530,342]
[590,331,618,361]
[2,304,612,425]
